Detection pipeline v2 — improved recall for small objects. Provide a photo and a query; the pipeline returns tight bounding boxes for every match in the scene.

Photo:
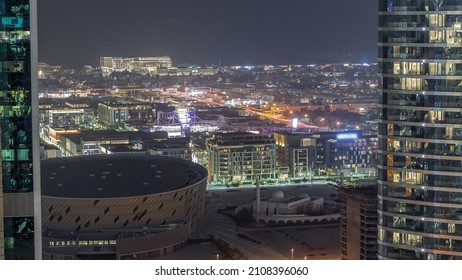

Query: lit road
[169,92,319,129]
[243,106,318,129]
[115,88,315,129]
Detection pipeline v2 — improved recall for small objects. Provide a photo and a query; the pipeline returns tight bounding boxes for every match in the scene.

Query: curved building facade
[40,155,207,259]
[378,0,462,259]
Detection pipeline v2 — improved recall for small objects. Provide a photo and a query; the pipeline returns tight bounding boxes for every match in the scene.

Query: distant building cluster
[0,0,387,262]
[204,130,377,185]
[13,0,462,262]
[141,129,378,185]
[39,100,378,182]
[33,61,382,260]
[100,56,172,73]
[38,62,62,79]
[97,102,174,126]
[99,56,218,76]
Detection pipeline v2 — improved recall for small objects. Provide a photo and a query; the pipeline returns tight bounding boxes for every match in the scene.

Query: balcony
[383,253,420,260]
[385,22,419,28]
[361,239,378,245]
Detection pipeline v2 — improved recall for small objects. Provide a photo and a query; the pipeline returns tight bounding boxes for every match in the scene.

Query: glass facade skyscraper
[0,0,40,259]
[378,0,462,259]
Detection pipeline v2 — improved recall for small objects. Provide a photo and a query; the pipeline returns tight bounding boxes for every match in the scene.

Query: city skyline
[13,0,462,266]
[38,0,377,67]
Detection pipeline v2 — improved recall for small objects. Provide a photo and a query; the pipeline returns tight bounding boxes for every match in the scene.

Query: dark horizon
[38,0,377,68]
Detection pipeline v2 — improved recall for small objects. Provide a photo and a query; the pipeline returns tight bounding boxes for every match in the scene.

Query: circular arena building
[40,154,207,260]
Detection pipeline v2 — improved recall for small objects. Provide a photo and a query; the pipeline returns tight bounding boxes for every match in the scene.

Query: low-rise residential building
[98,102,175,126]
[39,103,95,127]
[99,137,192,161]
[206,132,276,183]
[58,130,168,156]
[97,103,129,126]
[148,137,191,161]
[274,132,317,178]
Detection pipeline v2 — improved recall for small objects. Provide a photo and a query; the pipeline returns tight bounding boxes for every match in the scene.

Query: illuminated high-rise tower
[378,0,462,259]
[0,0,41,259]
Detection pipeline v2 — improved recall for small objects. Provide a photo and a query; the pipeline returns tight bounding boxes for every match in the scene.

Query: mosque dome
[272,190,285,199]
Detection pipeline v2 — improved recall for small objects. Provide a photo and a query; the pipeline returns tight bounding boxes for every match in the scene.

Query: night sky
[38,0,377,67]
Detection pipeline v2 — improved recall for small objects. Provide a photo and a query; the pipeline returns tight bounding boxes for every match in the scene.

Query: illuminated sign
[337,133,358,140]
[292,118,298,128]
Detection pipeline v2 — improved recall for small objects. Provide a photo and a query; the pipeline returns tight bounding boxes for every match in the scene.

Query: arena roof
[41,155,207,199]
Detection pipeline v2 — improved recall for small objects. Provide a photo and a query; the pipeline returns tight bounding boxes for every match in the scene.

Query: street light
[291,248,294,260]
[216,253,219,260]
[336,121,340,131]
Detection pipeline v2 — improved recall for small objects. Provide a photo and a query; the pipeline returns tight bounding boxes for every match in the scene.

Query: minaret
[256,176,261,215]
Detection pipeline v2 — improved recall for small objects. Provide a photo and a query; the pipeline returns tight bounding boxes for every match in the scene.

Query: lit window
[449,223,456,234]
